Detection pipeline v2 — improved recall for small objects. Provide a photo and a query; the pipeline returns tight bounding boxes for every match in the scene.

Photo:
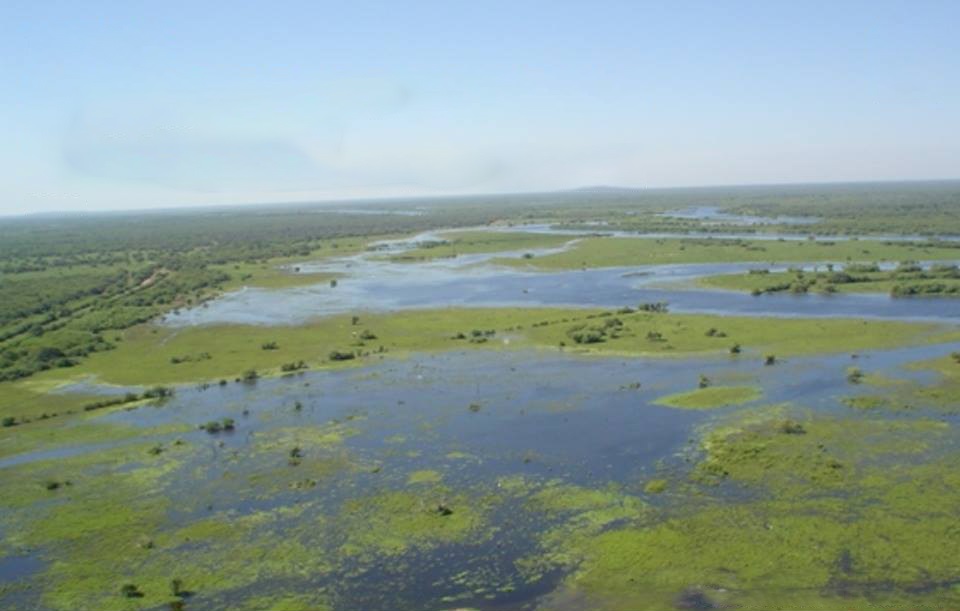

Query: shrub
[2,416,16,428]
[328,350,355,361]
[764,354,777,366]
[778,419,806,435]
[261,341,279,350]
[120,584,144,599]
[359,329,377,340]
[280,360,307,372]
[143,386,173,399]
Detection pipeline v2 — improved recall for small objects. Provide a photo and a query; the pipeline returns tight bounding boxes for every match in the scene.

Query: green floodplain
[2,182,960,610]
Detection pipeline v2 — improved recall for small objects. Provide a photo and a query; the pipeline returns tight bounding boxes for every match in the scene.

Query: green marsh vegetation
[496,234,960,271]
[701,261,960,296]
[3,185,960,610]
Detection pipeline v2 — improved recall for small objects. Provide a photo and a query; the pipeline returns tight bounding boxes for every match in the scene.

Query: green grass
[214,238,374,290]
[384,230,577,262]
[700,269,960,295]
[654,385,762,409]
[494,236,960,270]
[6,308,956,395]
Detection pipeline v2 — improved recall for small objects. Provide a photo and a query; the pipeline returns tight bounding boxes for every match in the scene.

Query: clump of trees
[280,360,307,372]
[120,584,144,598]
[201,418,235,433]
[566,318,624,344]
[778,419,806,435]
[637,302,669,313]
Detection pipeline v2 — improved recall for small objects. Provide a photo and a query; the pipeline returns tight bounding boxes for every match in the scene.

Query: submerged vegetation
[3,184,960,610]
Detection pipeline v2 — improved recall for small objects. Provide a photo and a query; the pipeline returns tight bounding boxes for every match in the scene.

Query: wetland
[2,183,960,610]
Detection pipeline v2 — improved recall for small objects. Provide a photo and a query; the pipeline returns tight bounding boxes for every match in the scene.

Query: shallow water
[164,259,960,327]
[6,220,960,610]
[5,341,960,607]
[659,205,820,226]
[158,222,960,328]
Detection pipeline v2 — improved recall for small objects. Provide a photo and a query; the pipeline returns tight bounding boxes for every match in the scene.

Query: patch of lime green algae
[337,487,500,558]
[654,385,762,409]
[529,409,960,611]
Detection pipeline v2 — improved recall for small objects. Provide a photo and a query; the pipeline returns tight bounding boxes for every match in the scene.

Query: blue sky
[2,0,959,214]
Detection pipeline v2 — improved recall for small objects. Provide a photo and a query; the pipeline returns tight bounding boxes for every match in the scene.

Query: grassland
[699,264,960,296]
[654,385,762,409]
[6,309,954,395]
[382,230,577,262]
[494,236,960,270]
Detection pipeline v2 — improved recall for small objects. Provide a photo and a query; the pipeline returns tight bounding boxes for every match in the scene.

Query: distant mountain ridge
[563,185,643,195]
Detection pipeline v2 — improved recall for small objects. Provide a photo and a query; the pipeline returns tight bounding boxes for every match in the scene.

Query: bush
[120,584,144,599]
[261,341,279,350]
[280,360,307,372]
[778,419,806,435]
[328,350,355,361]
[359,329,377,340]
[202,418,235,434]
[638,302,669,313]
[143,386,173,399]
[2,416,16,427]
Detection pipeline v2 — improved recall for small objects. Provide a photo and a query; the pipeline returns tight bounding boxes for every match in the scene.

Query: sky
[2,0,959,215]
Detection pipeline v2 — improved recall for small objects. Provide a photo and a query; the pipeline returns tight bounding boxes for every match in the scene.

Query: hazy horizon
[3,1,959,215]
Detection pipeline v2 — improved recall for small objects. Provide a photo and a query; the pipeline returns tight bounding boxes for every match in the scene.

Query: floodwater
[162,223,960,327]
[4,341,960,610]
[4,218,960,610]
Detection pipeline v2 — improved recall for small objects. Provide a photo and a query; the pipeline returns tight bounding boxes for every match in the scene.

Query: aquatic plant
[120,584,143,598]
[201,418,235,434]
[777,419,806,434]
[143,385,174,399]
[644,479,667,494]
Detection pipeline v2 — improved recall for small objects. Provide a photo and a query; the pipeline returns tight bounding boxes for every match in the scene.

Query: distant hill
[563,186,643,195]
